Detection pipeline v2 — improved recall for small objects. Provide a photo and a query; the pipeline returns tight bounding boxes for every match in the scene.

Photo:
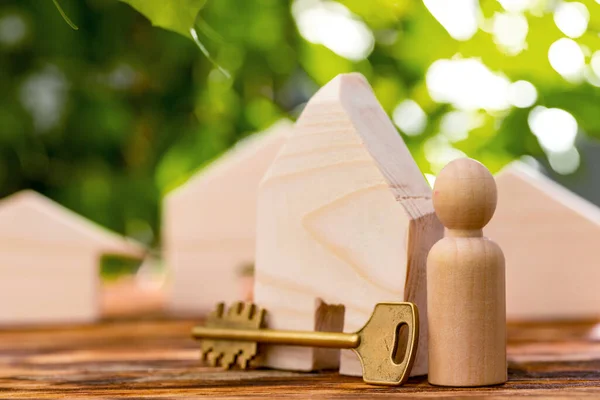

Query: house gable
[255,73,442,376]
[0,190,144,258]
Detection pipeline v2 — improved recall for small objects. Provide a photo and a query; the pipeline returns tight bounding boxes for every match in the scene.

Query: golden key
[191,301,419,386]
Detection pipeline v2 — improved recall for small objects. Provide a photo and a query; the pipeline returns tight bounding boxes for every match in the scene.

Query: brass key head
[354,302,419,386]
[200,302,265,369]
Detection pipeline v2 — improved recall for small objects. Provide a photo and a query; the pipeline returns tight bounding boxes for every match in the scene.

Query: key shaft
[192,326,360,349]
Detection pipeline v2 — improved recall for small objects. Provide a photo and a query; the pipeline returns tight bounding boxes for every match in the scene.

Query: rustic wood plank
[1,315,600,398]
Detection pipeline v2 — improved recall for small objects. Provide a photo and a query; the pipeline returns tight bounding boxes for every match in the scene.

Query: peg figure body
[427,158,507,387]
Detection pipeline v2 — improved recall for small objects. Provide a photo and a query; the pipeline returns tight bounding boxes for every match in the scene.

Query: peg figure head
[432,158,497,231]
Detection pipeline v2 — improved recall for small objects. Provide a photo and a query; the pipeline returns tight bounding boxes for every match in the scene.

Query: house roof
[0,190,146,258]
[262,73,433,220]
[164,120,292,242]
[167,119,293,204]
[496,161,600,227]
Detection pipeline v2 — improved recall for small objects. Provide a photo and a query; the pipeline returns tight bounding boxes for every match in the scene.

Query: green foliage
[119,0,206,39]
[2,0,600,254]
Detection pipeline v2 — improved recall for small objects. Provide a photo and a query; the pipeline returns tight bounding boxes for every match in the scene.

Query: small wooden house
[0,190,145,325]
[254,74,443,376]
[164,121,292,315]
[485,162,600,320]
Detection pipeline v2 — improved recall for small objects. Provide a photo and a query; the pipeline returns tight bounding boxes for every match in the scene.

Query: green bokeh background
[1,0,599,252]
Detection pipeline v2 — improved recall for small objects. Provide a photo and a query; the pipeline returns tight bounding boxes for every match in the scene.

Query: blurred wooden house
[485,162,600,320]
[0,190,146,325]
[164,120,292,315]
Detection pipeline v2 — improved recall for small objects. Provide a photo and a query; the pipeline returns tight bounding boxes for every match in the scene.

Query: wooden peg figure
[427,158,507,387]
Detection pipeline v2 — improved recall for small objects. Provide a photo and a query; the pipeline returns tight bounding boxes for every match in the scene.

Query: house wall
[0,251,98,325]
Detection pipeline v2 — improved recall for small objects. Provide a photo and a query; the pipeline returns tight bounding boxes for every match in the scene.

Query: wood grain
[255,73,443,377]
[1,311,600,398]
[164,121,292,315]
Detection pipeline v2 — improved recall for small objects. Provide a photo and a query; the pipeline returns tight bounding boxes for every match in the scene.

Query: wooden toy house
[164,121,292,315]
[254,74,443,376]
[0,190,145,325]
[485,162,600,320]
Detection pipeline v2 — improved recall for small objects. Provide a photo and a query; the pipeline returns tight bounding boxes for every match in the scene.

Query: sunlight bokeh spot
[108,64,137,90]
[18,65,68,133]
[293,0,374,61]
[440,111,481,142]
[508,80,537,108]
[0,14,26,46]
[548,146,581,175]
[424,135,467,173]
[426,58,511,111]
[423,0,478,41]
[554,2,589,39]
[497,0,535,12]
[493,12,528,55]
[583,65,600,87]
[548,38,584,81]
[590,51,600,77]
[392,100,427,136]
[528,107,578,153]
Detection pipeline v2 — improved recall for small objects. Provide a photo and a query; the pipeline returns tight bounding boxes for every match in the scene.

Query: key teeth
[205,351,222,367]
[203,349,248,370]
[228,301,243,317]
[237,357,248,369]
[240,302,255,319]
[200,344,213,360]
[197,302,267,371]
[208,303,225,320]
[237,351,258,369]
[256,308,266,327]
[221,352,239,369]
[216,302,225,318]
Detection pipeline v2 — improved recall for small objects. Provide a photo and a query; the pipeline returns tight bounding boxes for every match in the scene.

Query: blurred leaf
[479,0,503,19]
[371,73,407,112]
[338,0,410,28]
[119,0,207,39]
[394,2,456,75]
[51,0,78,30]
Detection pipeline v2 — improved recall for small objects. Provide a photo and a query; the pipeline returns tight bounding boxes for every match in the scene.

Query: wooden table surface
[2,284,600,398]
